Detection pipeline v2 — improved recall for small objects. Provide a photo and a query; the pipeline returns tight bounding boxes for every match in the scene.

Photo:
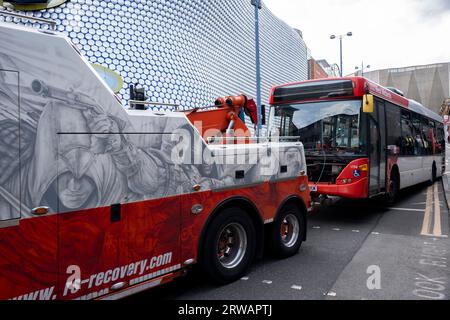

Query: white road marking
[372,232,380,235]
[411,201,444,206]
[326,291,337,297]
[352,230,360,233]
[388,207,426,212]
[291,285,302,291]
[422,192,443,195]
[332,228,341,231]
[241,277,249,281]
[427,234,449,239]
[312,226,321,229]
[262,280,272,285]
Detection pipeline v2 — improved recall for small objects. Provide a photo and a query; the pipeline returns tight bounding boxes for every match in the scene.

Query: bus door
[368,100,387,195]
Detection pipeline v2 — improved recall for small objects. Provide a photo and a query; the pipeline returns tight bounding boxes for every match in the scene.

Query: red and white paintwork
[271,77,445,200]
[0,177,310,300]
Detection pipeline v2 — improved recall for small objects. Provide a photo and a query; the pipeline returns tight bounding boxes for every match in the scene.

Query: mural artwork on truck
[0,24,305,221]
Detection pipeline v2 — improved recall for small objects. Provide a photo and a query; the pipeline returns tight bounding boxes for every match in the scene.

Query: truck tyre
[200,207,256,285]
[270,203,305,259]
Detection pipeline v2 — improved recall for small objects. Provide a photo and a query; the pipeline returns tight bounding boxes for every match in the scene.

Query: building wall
[0,0,308,112]
[363,63,450,114]
[308,59,328,79]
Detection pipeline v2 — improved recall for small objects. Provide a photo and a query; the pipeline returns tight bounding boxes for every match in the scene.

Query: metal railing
[183,104,226,113]
[0,9,56,30]
[129,100,180,111]
[207,136,302,144]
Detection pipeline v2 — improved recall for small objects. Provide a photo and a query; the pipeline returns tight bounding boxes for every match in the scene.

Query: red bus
[0,21,311,300]
[269,77,445,202]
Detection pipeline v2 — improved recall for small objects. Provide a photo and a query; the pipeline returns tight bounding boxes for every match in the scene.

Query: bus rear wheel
[200,207,256,285]
[387,173,399,204]
[430,163,437,184]
[270,203,305,259]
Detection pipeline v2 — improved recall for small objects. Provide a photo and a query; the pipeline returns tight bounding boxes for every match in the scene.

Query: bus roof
[408,99,443,123]
[270,77,443,123]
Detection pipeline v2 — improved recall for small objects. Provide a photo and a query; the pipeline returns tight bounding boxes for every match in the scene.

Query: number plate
[309,185,318,192]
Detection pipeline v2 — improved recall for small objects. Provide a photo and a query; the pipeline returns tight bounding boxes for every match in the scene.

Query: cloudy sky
[264,0,450,76]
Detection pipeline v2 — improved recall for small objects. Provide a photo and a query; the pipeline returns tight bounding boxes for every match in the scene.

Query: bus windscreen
[273,100,365,156]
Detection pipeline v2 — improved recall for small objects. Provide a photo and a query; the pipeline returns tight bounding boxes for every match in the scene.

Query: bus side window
[400,111,414,156]
[435,122,445,154]
[412,114,423,156]
[422,120,434,155]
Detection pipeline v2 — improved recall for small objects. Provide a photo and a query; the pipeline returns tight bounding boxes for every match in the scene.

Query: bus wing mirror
[363,94,374,113]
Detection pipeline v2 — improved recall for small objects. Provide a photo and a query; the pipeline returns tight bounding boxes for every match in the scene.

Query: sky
[264,0,450,76]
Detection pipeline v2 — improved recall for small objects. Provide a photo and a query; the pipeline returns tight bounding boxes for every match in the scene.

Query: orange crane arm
[185,94,258,144]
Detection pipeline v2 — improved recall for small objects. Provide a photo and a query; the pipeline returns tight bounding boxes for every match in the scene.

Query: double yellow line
[421,184,443,237]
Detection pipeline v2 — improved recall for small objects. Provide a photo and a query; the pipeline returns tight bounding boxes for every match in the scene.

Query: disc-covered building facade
[0,0,308,111]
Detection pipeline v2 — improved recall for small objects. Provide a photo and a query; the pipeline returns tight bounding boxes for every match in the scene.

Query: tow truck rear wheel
[200,207,256,285]
[270,203,305,259]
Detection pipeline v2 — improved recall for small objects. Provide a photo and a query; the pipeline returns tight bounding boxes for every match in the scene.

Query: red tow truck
[0,19,310,300]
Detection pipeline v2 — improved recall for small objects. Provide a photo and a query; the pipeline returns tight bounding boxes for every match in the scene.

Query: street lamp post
[355,62,371,77]
[330,32,352,77]
[251,0,262,138]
